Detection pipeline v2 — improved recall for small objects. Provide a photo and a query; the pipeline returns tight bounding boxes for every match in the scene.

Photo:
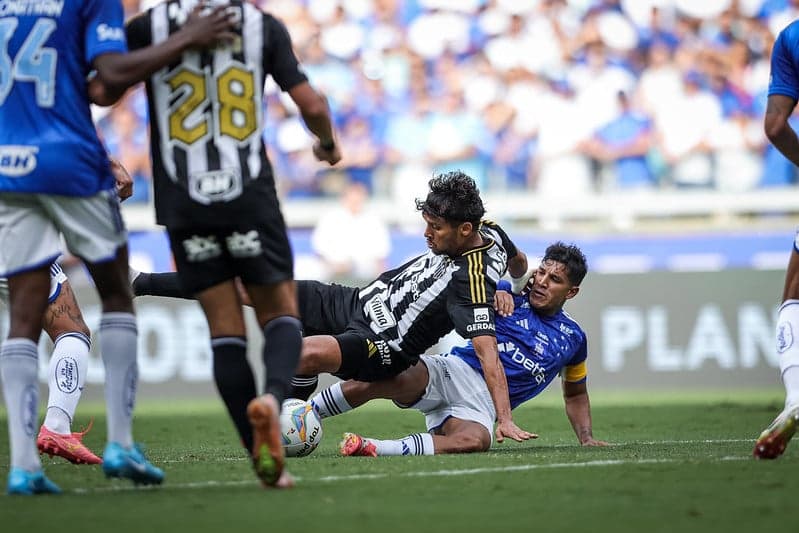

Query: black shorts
[332,330,416,382]
[168,220,293,294]
[296,280,415,382]
[296,280,360,336]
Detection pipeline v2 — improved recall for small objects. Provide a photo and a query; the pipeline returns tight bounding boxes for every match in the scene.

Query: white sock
[777,301,799,408]
[311,382,353,419]
[43,333,90,434]
[0,338,42,471]
[369,433,434,456]
[100,313,137,447]
[784,367,799,409]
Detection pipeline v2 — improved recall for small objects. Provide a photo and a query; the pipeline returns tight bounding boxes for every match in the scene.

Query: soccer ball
[280,398,323,457]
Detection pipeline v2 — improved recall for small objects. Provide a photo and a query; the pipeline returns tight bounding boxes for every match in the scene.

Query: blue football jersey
[0,0,127,195]
[769,19,799,100]
[452,280,588,410]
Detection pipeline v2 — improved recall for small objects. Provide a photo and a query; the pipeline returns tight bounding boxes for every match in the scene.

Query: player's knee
[297,340,333,375]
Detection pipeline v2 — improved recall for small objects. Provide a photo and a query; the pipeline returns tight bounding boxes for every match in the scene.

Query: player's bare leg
[38,279,100,465]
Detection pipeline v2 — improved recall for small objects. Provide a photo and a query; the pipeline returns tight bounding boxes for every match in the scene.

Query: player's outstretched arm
[471,336,536,443]
[562,380,608,447]
[90,5,237,106]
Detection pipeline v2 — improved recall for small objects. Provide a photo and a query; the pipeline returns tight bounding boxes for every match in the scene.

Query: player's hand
[181,3,238,48]
[581,437,610,447]
[495,419,538,444]
[110,157,134,202]
[313,140,342,165]
[494,290,515,317]
[510,264,536,294]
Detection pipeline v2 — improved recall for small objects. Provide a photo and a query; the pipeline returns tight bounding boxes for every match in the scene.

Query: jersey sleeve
[125,11,152,51]
[83,0,127,64]
[769,24,799,100]
[263,15,308,92]
[447,251,500,339]
[562,334,588,383]
[480,220,519,261]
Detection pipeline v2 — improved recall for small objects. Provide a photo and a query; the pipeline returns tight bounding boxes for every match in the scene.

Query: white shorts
[0,191,126,276]
[407,354,496,442]
[0,262,68,306]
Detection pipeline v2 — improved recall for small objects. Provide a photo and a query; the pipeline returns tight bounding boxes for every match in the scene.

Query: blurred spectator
[104,0,799,206]
[310,181,391,283]
[583,90,656,191]
[657,71,722,188]
[337,115,381,192]
[97,92,151,203]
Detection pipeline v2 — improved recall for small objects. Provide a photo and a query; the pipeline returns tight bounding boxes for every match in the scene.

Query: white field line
[63,454,751,495]
[154,438,754,464]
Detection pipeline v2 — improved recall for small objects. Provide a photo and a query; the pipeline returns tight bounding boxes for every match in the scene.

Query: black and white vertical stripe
[146,0,268,190]
[356,225,508,360]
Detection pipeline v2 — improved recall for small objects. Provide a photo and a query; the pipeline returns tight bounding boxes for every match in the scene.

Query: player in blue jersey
[0,1,235,494]
[755,19,799,460]
[309,242,607,456]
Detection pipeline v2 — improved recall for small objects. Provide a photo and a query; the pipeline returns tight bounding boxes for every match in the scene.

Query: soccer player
[132,172,535,446]
[0,1,235,495]
[314,242,608,456]
[125,0,340,488]
[0,159,133,467]
[1,264,99,464]
[755,18,799,459]
[290,171,534,446]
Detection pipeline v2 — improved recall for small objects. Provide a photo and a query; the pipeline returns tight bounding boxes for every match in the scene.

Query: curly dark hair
[415,170,485,226]
[543,242,588,286]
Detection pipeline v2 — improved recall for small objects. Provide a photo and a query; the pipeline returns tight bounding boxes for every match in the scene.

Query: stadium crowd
[98,0,799,203]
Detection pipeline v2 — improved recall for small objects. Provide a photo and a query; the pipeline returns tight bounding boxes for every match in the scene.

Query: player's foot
[247,393,289,488]
[7,467,61,495]
[339,432,377,457]
[753,404,799,459]
[102,442,164,485]
[37,421,102,465]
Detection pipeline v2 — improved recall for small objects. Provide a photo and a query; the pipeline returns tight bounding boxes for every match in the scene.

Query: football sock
[777,300,799,408]
[0,338,42,471]
[132,272,192,299]
[290,375,319,401]
[100,313,137,447]
[43,332,90,434]
[369,433,434,456]
[311,381,352,419]
[262,316,302,406]
[212,337,256,452]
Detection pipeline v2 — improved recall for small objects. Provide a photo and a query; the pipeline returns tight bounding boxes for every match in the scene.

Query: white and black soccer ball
[280,398,323,457]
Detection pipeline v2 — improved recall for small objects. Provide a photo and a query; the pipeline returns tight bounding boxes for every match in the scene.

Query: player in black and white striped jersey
[126,0,340,488]
[291,171,536,445]
[131,172,535,445]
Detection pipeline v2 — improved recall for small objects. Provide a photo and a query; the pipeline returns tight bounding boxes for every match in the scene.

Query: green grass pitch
[1,388,797,533]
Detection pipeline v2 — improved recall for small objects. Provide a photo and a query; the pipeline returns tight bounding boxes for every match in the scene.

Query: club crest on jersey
[0,146,38,176]
[189,169,243,204]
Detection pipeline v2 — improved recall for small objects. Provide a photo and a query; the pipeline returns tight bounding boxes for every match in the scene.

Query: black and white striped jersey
[126,0,307,227]
[355,221,519,362]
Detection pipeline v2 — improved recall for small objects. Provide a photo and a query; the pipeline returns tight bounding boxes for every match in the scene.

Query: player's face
[528,259,579,316]
[422,212,467,256]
